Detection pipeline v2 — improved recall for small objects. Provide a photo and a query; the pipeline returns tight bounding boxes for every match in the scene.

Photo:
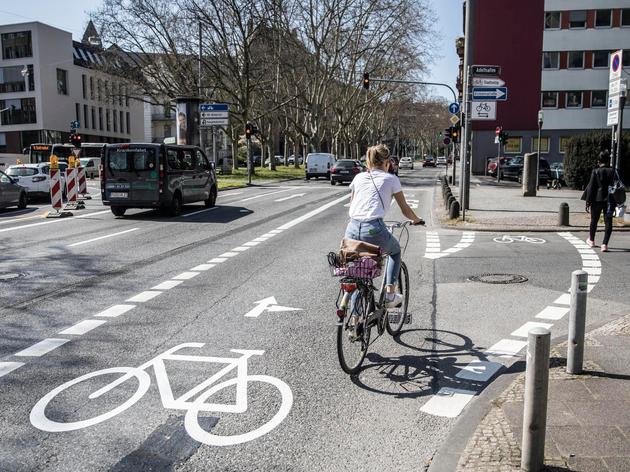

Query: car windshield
[108,147,157,172]
[334,160,357,168]
[7,167,37,176]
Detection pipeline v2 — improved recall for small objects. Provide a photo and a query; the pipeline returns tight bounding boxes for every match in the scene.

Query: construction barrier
[64,156,84,210]
[77,165,91,200]
[46,155,72,218]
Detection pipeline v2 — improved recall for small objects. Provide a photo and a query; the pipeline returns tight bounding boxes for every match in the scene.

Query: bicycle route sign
[471,101,496,121]
[200,103,229,127]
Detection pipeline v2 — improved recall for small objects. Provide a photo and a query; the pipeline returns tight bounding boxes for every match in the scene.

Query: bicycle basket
[327,252,382,279]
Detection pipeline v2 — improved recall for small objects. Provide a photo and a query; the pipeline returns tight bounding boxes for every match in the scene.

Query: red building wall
[472,0,544,132]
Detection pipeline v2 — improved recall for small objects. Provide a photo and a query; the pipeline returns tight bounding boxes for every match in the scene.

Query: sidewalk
[450,313,630,471]
[441,174,630,232]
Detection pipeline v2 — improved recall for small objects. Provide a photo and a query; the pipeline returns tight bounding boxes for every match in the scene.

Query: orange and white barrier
[50,168,63,212]
[77,165,91,200]
[66,166,78,205]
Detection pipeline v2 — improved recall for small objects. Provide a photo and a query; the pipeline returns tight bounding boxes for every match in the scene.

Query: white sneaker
[385,293,403,308]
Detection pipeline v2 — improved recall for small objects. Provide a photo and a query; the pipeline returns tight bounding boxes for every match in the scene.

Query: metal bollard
[558,202,570,226]
[567,270,588,374]
[521,327,551,472]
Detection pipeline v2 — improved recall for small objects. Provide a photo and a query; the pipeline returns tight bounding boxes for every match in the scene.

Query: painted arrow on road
[275,193,306,202]
[244,296,302,318]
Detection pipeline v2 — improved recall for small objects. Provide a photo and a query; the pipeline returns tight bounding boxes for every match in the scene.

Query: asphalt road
[1,169,629,471]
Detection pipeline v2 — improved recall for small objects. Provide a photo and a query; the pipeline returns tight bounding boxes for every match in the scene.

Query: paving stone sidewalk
[456,313,630,471]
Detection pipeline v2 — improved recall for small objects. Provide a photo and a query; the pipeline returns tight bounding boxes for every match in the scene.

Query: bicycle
[30,343,293,447]
[328,221,416,374]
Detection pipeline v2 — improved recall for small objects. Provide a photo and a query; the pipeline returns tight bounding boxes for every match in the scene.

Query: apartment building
[458,0,630,173]
[0,21,144,162]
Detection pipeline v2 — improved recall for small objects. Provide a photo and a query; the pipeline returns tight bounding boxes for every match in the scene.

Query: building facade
[0,21,144,164]
[459,1,630,174]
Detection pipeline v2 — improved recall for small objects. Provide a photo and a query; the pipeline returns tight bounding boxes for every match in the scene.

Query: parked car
[436,156,447,166]
[252,155,262,166]
[79,157,101,178]
[5,163,67,200]
[423,156,436,167]
[399,156,414,169]
[287,154,303,165]
[102,143,217,217]
[264,155,283,166]
[305,153,336,180]
[0,170,28,209]
[501,156,551,184]
[487,156,513,177]
[330,159,363,185]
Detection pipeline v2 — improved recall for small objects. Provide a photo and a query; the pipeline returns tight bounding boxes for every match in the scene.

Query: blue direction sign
[472,87,508,101]
[448,102,460,114]
[199,103,229,112]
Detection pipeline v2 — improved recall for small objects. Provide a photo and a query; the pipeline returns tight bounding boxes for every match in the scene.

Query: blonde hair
[366,144,390,168]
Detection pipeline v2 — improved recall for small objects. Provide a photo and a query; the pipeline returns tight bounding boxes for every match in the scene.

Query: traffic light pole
[460,0,476,216]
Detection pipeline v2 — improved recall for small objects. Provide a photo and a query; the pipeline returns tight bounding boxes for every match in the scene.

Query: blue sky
[0,0,461,102]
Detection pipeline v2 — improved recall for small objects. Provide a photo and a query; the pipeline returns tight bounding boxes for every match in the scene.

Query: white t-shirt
[348,170,402,222]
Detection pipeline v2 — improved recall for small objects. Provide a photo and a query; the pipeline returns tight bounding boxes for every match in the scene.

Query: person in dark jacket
[582,151,614,252]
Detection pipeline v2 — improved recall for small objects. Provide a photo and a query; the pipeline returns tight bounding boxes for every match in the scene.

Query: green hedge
[564,130,629,190]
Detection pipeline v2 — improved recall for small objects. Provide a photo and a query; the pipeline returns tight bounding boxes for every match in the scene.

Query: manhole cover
[468,273,528,284]
[0,272,26,281]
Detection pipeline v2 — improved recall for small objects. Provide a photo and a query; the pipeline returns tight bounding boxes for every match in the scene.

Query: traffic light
[362,72,369,90]
[498,130,509,145]
[451,125,460,143]
[245,122,258,140]
[70,133,82,148]
[444,128,452,139]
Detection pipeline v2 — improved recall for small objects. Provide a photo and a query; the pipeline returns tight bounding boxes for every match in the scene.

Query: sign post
[200,103,229,173]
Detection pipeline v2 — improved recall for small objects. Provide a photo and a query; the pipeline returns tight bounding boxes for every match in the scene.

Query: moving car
[305,153,336,180]
[501,156,552,184]
[102,143,218,217]
[399,157,414,169]
[330,159,363,185]
[436,156,447,166]
[79,157,101,178]
[5,163,67,200]
[423,156,436,167]
[0,170,28,209]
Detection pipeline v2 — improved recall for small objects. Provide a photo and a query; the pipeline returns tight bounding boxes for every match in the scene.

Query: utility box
[522,153,538,197]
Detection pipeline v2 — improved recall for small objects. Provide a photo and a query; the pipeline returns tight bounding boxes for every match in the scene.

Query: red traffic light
[362,72,369,90]
[495,126,502,136]
[70,133,82,148]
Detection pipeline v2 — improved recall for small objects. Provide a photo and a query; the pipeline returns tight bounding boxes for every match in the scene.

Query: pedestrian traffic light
[362,72,369,90]
[70,133,82,148]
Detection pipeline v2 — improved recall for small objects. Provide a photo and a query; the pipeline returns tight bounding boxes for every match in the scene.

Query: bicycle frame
[90,343,264,414]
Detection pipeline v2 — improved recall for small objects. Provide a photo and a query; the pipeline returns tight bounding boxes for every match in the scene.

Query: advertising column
[175,97,201,147]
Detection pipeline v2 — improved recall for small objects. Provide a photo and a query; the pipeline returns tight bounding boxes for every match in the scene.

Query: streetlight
[615,79,627,171]
[536,110,544,191]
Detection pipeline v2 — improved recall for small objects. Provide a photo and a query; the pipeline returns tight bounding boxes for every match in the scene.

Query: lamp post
[536,110,544,191]
[615,79,627,171]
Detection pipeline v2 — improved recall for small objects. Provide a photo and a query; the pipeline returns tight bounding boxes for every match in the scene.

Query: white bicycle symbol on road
[493,235,546,244]
[30,343,293,447]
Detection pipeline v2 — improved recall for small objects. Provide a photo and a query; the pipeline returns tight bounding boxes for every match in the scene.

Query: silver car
[0,170,28,209]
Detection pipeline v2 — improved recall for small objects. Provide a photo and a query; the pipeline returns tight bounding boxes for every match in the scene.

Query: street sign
[473,77,505,87]
[443,137,451,145]
[199,103,229,112]
[472,87,508,101]
[201,118,228,127]
[448,102,460,114]
[471,101,496,121]
[472,65,501,76]
[607,50,624,126]
[610,50,623,82]
[70,120,80,129]
[449,114,460,125]
[200,103,229,127]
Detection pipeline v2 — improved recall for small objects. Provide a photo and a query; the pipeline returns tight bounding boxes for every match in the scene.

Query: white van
[305,153,336,180]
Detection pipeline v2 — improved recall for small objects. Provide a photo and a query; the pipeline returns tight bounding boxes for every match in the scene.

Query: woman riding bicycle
[345,144,424,308]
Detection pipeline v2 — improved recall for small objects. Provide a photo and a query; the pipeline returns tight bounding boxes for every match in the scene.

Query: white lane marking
[235,188,294,203]
[277,195,350,230]
[582,259,602,267]
[511,321,554,338]
[218,191,244,196]
[190,264,215,272]
[252,237,270,242]
[182,207,218,218]
[218,252,239,258]
[535,306,570,320]
[0,210,110,234]
[456,361,503,382]
[59,320,107,335]
[95,304,135,318]
[243,241,260,247]
[68,228,139,247]
[152,280,184,290]
[584,267,601,275]
[275,193,305,202]
[581,254,599,260]
[231,247,250,252]
[420,387,477,418]
[484,339,528,358]
[424,231,475,259]
[15,338,70,357]
[553,293,571,305]
[269,230,283,234]
[0,214,46,226]
[208,257,228,263]
[172,272,199,280]
[244,296,302,318]
[126,291,162,303]
[239,210,251,213]
[0,362,24,378]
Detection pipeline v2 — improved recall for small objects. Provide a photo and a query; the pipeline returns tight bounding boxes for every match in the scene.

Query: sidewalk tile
[603,456,630,471]
[566,401,630,427]
[566,457,609,471]
[548,380,596,402]
[548,426,630,457]
[583,376,630,400]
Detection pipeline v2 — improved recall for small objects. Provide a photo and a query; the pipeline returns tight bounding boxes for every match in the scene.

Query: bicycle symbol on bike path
[30,343,293,447]
[493,235,546,244]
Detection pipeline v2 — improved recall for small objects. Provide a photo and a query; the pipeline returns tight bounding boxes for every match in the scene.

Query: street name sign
[200,103,229,112]
[471,101,496,121]
[472,65,501,76]
[200,103,229,127]
[607,50,623,126]
[473,77,505,87]
[472,87,508,101]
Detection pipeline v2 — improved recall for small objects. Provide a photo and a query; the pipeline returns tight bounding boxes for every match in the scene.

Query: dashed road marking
[95,304,136,318]
[15,339,70,357]
[424,231,475,259]
[420,388,477,418]
[511,321,554,338]
[535,306,570,320]
[208,257,228,263]
[126,291,162,303]
[218,252,239,258]
[152,280,184,290]
[59,320,107,335]
[456,360,503,382]
[0,362,24,378]
[172,272,200,280]
[190,264,215,272]
[484,339,528,358]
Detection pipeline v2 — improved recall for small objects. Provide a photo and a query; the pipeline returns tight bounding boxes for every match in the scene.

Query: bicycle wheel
[30,367,150,432]
[337,288,371,374]
[386,261,409,336]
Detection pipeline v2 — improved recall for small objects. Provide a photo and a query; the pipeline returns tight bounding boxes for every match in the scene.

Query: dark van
[102,143,217,217]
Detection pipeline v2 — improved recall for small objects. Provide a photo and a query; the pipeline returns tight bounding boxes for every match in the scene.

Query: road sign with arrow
[472,87,508,101]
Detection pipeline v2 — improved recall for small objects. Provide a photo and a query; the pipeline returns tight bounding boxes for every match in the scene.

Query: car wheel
[169,192,183,216]
[204,185,217,208]
[17,191,27,209]
[305,174,310,180]
[330,180,336,186]
[111,206,126,217]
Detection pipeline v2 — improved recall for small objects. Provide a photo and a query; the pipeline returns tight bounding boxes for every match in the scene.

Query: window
[504,137,522,154]
[568,51,584,69]
[543,52,559,69]
[106,109,111,131]
[566,91,582,108]
[91,107,96,130]
[27,65,34,91]
[82,75,87,99]
[569,11,587,29]
[593,51,609,68]
[0,132,6,152]
[1,31,32,59]
[98,107,103,130]
[624,54,630,67]
[595,10,612,28]
[84,104,89,128]
[126,112,130,134]
[164,104,172,119]
[559,137,571,154]
[75,103,80,124]
[97,79,102,101]
[542,91,558,108]
[531,137,550,154]
[120,110,124,133]
[0,97,36,124]
[591,91,607,107]
[56,69,68,95]
[545,11,561,29]
[113,109,117,132]
[90,76,94,100]
[118,83,123,106]
[0,65,28,93]
[164,124,171,137]
[623,9,630,27]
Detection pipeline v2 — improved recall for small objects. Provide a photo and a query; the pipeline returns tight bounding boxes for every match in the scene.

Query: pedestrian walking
[581,150,614,252]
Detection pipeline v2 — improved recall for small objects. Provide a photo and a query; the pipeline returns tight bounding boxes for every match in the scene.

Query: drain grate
[468,273,528,284]
[0,272,27,281]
